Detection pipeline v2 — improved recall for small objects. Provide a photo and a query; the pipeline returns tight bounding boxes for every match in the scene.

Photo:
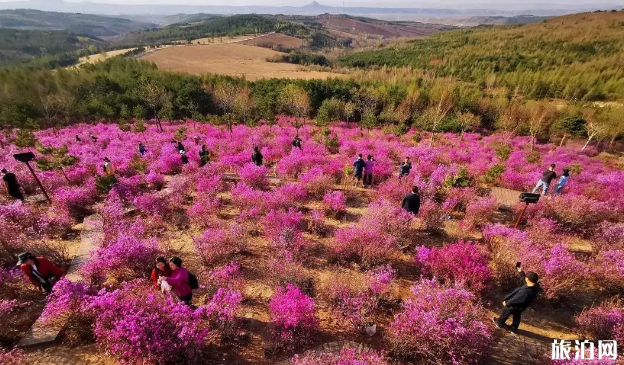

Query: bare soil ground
[140,43,342,81]
[241,33,305,49]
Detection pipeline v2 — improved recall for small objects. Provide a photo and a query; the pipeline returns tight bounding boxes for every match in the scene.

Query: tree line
[1,57,622,150]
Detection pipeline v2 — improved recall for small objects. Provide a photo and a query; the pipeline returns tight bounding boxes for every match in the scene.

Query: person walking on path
[402,186,421,215]
[252,146,264,166]
[363,155,375,187]
[18,252,65,294]
[199,145,211,167]
[532,164,557,196]
[2,169,24,201]
[353,154,366,183]
[493,267,540,335]
[162,257,193,305]
[552,168,570,195]
[399,157,412,177]
[150,256,172,288]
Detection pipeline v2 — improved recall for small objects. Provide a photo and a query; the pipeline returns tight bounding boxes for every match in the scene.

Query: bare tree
[277,84,310,137]
[213,82,242,133]
[525,101,555,151]
[581,108,608,151]
[602,107,624,149]
[140,82,172,132]
[233,87,254,125]
[456,111,481,135]
[425,88,454,145]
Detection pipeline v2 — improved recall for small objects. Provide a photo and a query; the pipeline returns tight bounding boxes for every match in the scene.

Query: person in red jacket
[150,256,172,288]
[18,252,65,294]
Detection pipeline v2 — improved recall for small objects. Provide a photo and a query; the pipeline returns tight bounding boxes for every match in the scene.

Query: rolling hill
[0,28,102,66]
[339,10,624,101]
[0,9,155,38]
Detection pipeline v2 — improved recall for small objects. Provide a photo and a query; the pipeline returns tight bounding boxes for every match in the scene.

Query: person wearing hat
[18,252,65,294]
[493,265,541,335]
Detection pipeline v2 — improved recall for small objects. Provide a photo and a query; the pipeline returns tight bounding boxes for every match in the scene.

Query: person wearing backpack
[162,257,195,306]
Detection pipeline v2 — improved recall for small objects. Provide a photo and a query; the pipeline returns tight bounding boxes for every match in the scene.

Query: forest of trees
[339,10,624,101]
[0,28,101,66]
[1,57,622,150]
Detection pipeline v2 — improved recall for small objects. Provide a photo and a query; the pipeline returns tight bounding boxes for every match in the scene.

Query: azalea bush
[268,283,318,354]
[292,348,389,365]
[86,281,210,365]
[575,300,624,342]
[322,190,347,218]
[415,241,492,295]
[239,163,270,190]
[194,224,248,266]
[389,279,492,364]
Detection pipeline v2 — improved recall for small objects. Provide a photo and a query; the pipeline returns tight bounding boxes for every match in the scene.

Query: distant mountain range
[0,0,621,22]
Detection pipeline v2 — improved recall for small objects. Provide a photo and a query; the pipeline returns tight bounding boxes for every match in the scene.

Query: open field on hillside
[140,43,342,80]
[77,48,137,66]
[240,32,305,49]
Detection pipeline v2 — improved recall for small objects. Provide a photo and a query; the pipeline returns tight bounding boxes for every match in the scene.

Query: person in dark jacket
[18,252,65,294]
[493,267,540,334]
[353,154,366,182]
[150,256,172,288]
[399,157,412,177]
[138,143,147,156]
[75,135,82,142]
[199,145,210,167]
[2,169,24,201]
[252,146,263,166]
[402,186,421,215]
[292,136,302,150]
[532,164,557,196]
[176,141,186,153]
[90,134,98,142]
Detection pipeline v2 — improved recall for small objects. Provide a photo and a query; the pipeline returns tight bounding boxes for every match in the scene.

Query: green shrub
[494,143,512,161]
[96,174,118,194]
[481,164,505,184]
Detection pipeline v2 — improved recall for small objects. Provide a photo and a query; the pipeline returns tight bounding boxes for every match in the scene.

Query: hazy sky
[0,0,621,9]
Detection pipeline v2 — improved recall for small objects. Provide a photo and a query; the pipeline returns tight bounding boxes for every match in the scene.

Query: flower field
[1,119,623,364]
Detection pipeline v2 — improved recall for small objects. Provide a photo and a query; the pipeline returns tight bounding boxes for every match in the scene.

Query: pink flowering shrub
[53,185,97,219]
[264,208,304,240]
[389,279,492,364]
[292,348,389,365]
[239,163,270,190]
[194,224,247,266]
[591,250,624,292]
[461,196,497,232]
[144,171,166,190]
[592,222,624,253]
[308,209,329,237]
[40,279,90,325]
[324,265,394,330]
[202,262,244,297]
[415,241,492,295]
[86,280,209,365]
[82,235,161,286]
[300,167,334,198]
[541,194,616,235]
[333,227,397,267]
[187,194,221,228]
[0,348,24,365]
[575,300,624,342]
[322,190,347,218]
[203,287,243,336]
[417,200,446,233]
[269,283,319,353]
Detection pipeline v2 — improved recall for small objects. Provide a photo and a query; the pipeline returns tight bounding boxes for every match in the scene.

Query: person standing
[138,143,147,156]
[363,155,375,187]
[75,135,82,142]
[353,154,366,183]
[199,145,211,167]
[399,157,412,177]
[2,169,24,201]
[532,164,557,196]
[180,150,189,165]
[163,257,193,305]
[102,158,113,175]
[18,252,65,294]
[150,256,172,288]
[176,141,186,153]
[90,134,98,143]
[553,168,570,195]
[252,146,264,166]
[493,267,540,335]
[402,186,421,215]
[292,136,302,150]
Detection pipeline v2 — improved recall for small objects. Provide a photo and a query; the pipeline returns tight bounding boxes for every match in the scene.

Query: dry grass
[140,43,343,81]
[241,33,305,49]
[77,48,137,66]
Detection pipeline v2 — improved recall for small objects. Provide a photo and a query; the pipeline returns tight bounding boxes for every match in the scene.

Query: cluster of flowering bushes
[193,224,247,266]
[269,284,319,354]
[415,240,492,295]
[389,279,492,364]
